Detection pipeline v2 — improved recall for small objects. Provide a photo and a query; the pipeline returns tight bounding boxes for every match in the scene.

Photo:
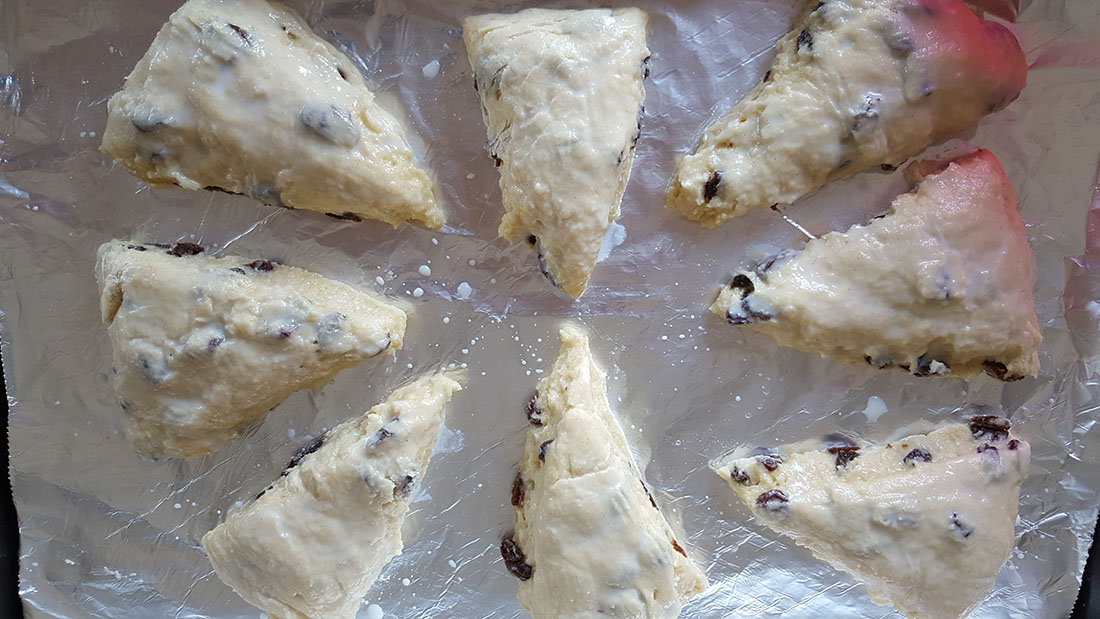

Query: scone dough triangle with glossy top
[102,0,442,227]
[96,240,406,458]
[712,149,1041,381]
[667,0,1027,227]
[464,8,650,298]
[714,416,1030,619]
[502,325,707,618]
[203,374,461,619]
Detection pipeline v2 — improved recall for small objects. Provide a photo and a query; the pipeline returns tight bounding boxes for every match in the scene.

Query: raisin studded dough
[96,240,405,458]
[463,9,650,298]
[711,149,1041,380]
[202,374,460,619]
[101,0,442,228]
[714,417,1030,619]
[503,325,707,618]
[667,0,1027,227]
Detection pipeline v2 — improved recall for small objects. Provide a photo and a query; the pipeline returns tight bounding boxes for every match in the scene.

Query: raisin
[246,259,274,272]
[538,439,553,462]
[255,485,272,500]
[828,446,860,468]
[325,211,363,222]
[230,267,245,274]
[703,171,722,202]
[903,448,932,464]
[227,23,253,46]
[526,234,537,246]
[730,273,754,297]
[642,56,651,79]
[762,70,772,83]
[204,185,245,197]
[756,454,782,471]
[727,466,751,485]
[525,393,544,426]
[167,242,204,257]
[977,443,998,455]
[500,535,534,580]
[969,415,1010,441]
[851,95,880,133]
[983,360,1023,382]
[671,538,687,557]
[1007,439,1020,450]
[207,337,224,349]
[641,479,658,508]
[337,66,348,81]
[125,244,147,251]
[491,154,503,167]
[372,426,395,445]
[537,248,557,287]
[511,471,525,507]
[949,512,974,540]
[881,163,898,172]
[755,489,790,514]
[284,434,325,472]
[395,474,415,496]
[300,103,361,148]
[797,28,813,50]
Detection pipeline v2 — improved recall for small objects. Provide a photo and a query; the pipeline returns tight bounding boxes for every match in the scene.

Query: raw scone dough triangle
[96,240,406,458]
[714,416,1030,619]
[711,149,1041,380]
[667,0,1027,227]
[463,9,650,298]
[101,0,442,228]
[503,325,707,618]
[202,374,461,619]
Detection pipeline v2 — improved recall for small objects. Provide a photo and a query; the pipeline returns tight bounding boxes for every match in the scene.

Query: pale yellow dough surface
[712,149,1041,380]
[202,374,460,619]
[101,0,442,227]
[506,325,707,618]
[715,419,1030,619]
[668,0,1027,227]
[464,8,650,298]
[96,240,405,458]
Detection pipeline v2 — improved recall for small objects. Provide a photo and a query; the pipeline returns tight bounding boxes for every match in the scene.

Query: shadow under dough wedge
[714,416,1029,619]
[667,0,1027,227]
[202,374,460,619]
[101,0,442,227]
[464,8,650,297]
[96,240,405,458]
[502,325,707,618]
[711,149,1041,381]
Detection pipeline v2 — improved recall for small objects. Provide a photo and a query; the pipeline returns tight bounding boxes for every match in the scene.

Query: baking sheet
[2,0,1100,616]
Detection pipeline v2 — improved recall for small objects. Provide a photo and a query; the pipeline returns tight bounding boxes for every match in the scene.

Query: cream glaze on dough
[101,0,442,227]
[667,0,1027,227]
[712,149,1041,380]
[202,374,460,619]
[714,416,1029,619]
[502,325,707,618]
[96,240,405,458]
[463,9,650,297]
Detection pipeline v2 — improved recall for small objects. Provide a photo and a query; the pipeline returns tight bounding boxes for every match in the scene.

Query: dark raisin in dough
[500,535,534,580]
[538,439,553,462]
[756,454,782,471]
[903,448,932,464]
[756,489,790,514]
[797,28,813,50]
[325,211,363,222]
[728,466,751,485]
[246,259,274,272]
[969,415,1010,441]
[525,393,545,426]
[511,470,526,507]
[828,446,860,468]
[671,538,687,557]
[283,434,326,473]
[703,170,722,202]
[949,512,974,540]
[167,242,204,257]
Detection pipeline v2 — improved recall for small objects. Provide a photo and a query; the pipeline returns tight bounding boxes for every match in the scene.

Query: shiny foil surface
[2,0,1100,617]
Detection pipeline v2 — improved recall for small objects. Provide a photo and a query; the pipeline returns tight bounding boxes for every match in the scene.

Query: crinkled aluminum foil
[1,0,1099,617]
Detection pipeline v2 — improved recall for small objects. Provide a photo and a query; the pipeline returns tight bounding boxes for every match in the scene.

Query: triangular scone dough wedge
[502,325,707,618]
[714,416,1030,619]
[101,0,442,228]
[711,149,1041,380]
[463,9,650,298]
[96,240,406,458]
[667,0,1027,227]
[202,374,460,619]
